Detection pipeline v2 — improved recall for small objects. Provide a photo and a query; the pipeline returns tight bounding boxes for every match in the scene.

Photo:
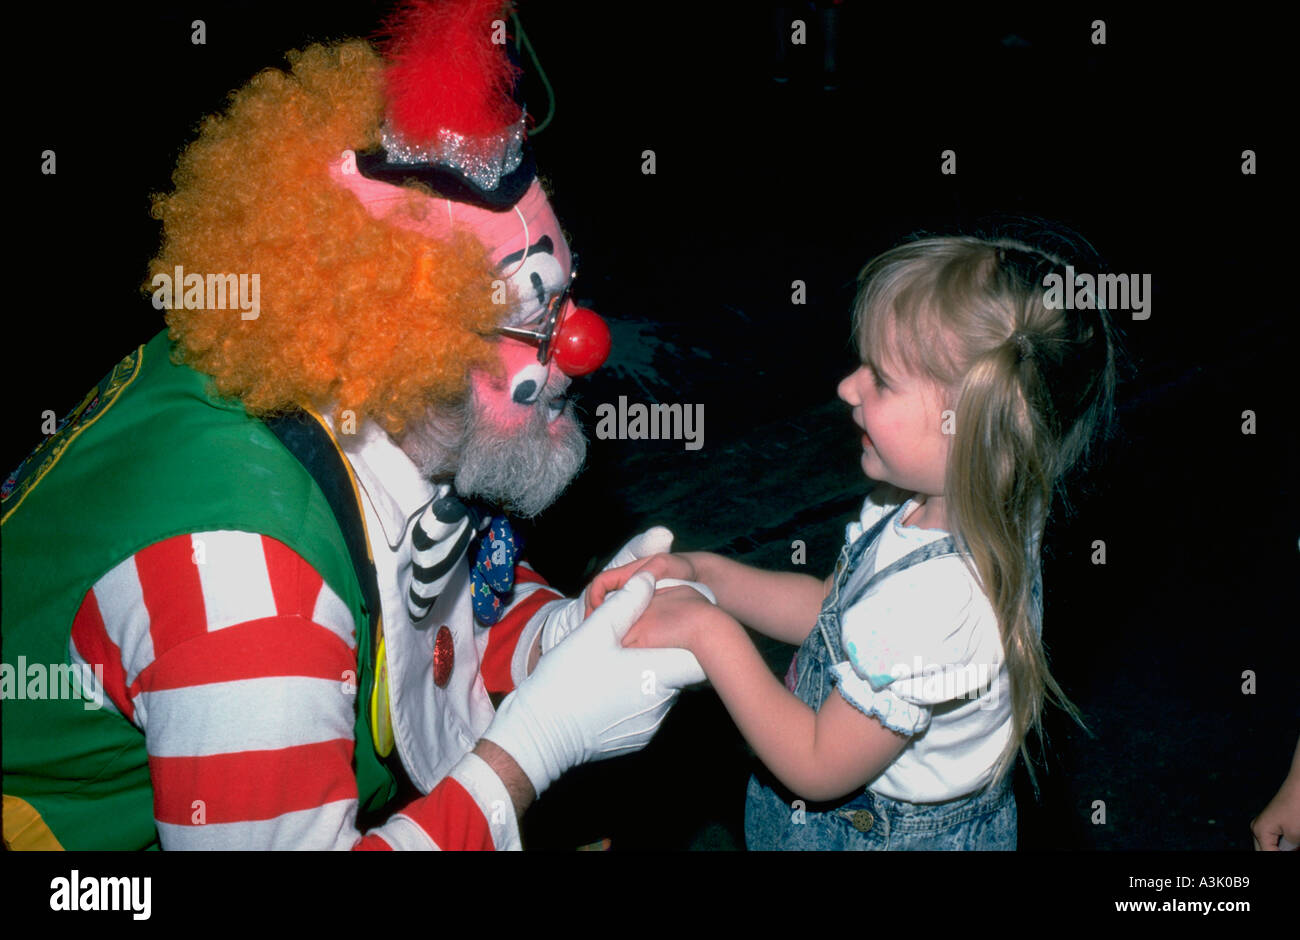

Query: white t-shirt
[828,486,1036,803]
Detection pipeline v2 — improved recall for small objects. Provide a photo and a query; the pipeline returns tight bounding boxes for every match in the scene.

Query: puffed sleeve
[844,484,908,546]
[829,556,1002,737]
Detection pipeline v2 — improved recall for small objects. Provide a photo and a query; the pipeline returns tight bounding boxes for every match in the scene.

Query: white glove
[482,571,705,796]
[604,525,675,569]
[534,526,676,654]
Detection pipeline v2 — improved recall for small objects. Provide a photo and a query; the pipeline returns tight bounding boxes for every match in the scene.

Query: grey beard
[398,391,587,519]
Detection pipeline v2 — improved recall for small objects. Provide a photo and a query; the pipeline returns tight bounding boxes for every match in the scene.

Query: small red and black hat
[358,0,536,209]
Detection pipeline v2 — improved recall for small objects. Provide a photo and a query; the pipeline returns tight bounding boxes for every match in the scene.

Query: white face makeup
[501,240,568,332]
[334,159,592,513]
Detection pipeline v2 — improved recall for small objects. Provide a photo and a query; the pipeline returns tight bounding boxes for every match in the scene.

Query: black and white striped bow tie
[406,486,479,622]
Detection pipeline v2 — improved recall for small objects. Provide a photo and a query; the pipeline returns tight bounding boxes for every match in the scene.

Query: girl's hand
[584,552,698,616]
[620,585,721,655]
[1251,776,1300,850]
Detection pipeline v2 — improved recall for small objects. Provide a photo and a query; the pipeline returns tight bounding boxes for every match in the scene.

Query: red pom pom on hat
[378,0,522,147]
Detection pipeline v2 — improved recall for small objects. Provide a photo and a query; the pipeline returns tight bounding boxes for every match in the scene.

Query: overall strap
[845,536,961,611]
[837,501,908,580]
[263,410,383,661]
[819,504,961,663]
[262,410,407,805]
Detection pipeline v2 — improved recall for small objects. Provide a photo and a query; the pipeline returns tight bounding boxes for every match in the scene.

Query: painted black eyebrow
[497,234,554,271]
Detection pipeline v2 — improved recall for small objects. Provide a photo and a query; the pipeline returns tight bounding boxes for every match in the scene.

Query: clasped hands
[482,528,715,798]
[584,550,727,657]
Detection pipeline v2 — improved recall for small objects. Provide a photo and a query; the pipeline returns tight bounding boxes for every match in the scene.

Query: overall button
[848,810,874,832]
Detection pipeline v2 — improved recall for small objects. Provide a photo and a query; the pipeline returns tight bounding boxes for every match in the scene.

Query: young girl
[588,229,1119,850]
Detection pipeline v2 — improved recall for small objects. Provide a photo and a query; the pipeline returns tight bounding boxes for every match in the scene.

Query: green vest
[2,330,395,849]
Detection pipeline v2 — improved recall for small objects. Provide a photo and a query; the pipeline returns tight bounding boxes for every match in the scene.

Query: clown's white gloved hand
[528,526,676,657]
[603,525,676,569]
[482,571,705,797]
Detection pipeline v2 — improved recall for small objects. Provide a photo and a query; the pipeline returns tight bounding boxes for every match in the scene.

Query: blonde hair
[852,228,1119,790]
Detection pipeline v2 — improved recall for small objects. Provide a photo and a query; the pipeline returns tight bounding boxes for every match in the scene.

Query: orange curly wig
[147,40,503,437]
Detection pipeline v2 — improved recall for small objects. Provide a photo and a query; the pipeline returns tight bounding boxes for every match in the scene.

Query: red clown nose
[552,306,611,376]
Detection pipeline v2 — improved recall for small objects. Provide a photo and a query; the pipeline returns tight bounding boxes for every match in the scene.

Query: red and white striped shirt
[72,530,560,849]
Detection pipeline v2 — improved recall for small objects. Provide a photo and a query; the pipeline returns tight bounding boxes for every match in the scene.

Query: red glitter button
[433,625,454,688]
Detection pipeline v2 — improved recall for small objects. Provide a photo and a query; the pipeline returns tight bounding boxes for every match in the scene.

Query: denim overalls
[744,503,1017,850]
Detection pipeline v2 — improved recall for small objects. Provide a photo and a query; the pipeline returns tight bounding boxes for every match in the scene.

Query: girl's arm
[589,551,828,646]
[681,551,828,646]
[624,588,909,803]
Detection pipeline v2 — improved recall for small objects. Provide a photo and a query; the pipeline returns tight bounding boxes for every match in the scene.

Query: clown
[1,0,707,850]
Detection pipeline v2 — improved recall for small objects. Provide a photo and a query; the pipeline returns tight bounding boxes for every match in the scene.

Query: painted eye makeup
[495,254,580,366]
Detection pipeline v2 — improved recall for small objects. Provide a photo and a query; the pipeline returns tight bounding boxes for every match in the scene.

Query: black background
[6,0,1296,857]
